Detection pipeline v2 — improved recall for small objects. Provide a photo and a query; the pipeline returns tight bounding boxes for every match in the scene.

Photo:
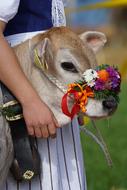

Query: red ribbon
[61,86,94,119]
[61,89,80,119]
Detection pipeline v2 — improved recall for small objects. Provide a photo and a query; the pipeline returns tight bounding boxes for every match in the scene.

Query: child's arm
[0,21,58,138]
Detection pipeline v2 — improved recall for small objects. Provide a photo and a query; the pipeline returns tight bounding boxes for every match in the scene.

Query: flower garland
[61,64,121,119]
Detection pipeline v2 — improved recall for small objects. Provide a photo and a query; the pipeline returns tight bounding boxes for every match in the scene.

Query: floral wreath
[61,64,121,119]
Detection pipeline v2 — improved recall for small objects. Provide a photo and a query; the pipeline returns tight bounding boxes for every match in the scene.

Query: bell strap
[0,83,40,181]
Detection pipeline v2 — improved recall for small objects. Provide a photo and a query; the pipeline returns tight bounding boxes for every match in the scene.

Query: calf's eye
[61,62,78,73]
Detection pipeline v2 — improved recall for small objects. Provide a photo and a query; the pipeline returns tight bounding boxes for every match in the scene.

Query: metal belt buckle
[3,100,23,121]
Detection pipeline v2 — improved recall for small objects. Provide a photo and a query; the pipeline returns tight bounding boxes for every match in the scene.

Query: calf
[14,27,115,125]
[0,26,117,185]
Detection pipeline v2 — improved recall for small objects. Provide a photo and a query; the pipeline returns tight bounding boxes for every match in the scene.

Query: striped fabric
[1,118,87,190]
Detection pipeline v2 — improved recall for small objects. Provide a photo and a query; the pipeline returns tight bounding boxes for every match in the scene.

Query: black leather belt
[1,83,41,181]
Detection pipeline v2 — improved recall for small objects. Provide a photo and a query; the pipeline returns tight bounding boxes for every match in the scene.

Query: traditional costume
[0,1,87,189]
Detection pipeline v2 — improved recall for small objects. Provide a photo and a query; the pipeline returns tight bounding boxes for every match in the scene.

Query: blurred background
[65,1,127,190]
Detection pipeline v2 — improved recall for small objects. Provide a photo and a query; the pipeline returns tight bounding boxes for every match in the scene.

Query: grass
[81,82,127,190]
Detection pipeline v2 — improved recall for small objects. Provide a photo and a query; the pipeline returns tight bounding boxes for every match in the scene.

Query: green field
[81,83,127,190]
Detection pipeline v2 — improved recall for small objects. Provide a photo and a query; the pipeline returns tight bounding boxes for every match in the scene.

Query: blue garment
[4,0,53,36]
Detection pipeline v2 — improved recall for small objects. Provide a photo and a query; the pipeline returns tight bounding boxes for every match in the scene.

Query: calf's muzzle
[102,96,117,110]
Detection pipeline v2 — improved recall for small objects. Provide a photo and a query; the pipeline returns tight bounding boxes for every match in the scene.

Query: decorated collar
[61,64,121,119]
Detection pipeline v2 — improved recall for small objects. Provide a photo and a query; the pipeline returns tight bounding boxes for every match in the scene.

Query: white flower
[83,69,98,81]
[82,69,98,87]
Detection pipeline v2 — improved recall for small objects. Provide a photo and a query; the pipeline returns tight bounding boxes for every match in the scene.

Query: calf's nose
[102,96,117,110]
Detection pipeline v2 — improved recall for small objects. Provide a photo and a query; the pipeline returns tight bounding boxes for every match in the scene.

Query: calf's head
[15,27,118,125]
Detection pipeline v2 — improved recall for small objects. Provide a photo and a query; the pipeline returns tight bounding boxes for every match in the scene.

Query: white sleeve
[0,0,20,23]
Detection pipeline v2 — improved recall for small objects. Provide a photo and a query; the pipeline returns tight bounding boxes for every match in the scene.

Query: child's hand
[22,98,60,138]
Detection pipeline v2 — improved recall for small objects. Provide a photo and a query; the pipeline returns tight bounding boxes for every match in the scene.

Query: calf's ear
[34,38,53,70]
[79,31,107,54]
